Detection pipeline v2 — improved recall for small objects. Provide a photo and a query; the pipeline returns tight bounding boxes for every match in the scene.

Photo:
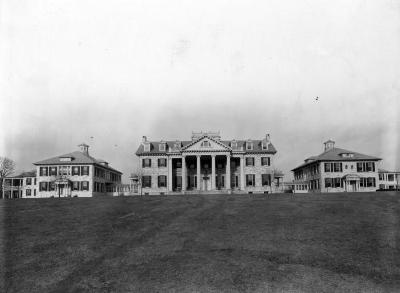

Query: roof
[34,151,122,174]
[378,168,400,174]
[6,170,36,178]
[292,147,381,171]
[136,136,277,155]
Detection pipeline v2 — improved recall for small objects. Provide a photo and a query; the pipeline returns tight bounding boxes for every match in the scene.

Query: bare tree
[0,157,16,198]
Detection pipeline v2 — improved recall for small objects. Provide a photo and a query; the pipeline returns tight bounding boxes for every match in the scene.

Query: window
[49,182,55,191]
[379,173,384,180]
[34,189,36,196]
[334,163,342,172]
[142,158,151,168]
[158,175,167,187]
[366,162,374,172]
[262,142,267,150]
[60,157,72,162]
[39,182,48,191]
[334,178,341,188]
[49,167,57,176]
[40,167,48,176]
[144,144,150,152]
[26,178,32,185]
[59,166,70,176]
[246,142,253,150]
[388,174,394,181]
[262,174,271,186]
[81,166,89,176]
[357,162,375,172]
[201,140,211,147]
[143,176,152,188]
[324,163,331,172]
[159,143,166,151]
[231,141,238,149]
[81,181,89,191]
[325,178,332,188]
[158,158,167,167]
[26,189,31,196]
[246,174,255,186]
[345,165,348,169]
[261,157,270,166]
[72,166,80,176]
[246,157,255,166]
[367,177,375,187]
[72,181,80,191]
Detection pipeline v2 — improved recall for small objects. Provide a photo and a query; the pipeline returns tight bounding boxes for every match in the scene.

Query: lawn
[1,192,400,292]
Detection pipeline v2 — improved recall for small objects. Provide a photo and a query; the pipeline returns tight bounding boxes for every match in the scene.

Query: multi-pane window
[39,182,48,191]
[262,174,271,186]
[144,144,150,152]
[334,178,341,188]
[379,173,384,180]
[142,176,152,188]
[142,158,152,168]
[81,181,89,191]
[325,178,332,188]
[72,166,80,176]
[357,162,375,172]
[246,157,255,166]
[334,163,342,172]
[49,167,57,176]
[324,163,342,172]
[388,174,394,181]
[81,166,89,176]
[72,181,80,191]
[26,189,31,196]
[158,175,167,187]
[201,141,211,147]
[59,166,70,176]
[26,178,32,185]
[246,142,253,150]
[246,174,255,186]
[158,158,167,167]
[159,143,166,151]
[49,182,55,191]
[40,167,48,176]
[324,163,331,172]
[231,141,238,149]
[262,142,267,150]
[261,157,270,166]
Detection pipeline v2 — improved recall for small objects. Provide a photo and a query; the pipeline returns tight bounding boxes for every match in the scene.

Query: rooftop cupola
[78,143,89,155]
[324,139,335,152]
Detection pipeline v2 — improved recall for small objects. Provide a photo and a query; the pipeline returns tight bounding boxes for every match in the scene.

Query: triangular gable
[182,136,231,152]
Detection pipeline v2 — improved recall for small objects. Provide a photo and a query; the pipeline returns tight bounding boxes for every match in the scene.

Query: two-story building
[33,143,122,198]
[2,171,37,198]
[292,140,381,193]
[135,131,281,195]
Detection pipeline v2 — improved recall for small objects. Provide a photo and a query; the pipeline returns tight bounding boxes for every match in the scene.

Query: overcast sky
[1,0,399,182]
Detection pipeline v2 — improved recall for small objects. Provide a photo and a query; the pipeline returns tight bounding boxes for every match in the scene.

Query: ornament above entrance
[182,136,231,152]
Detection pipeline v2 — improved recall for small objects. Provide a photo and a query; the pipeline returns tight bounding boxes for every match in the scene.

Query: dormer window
[246,140,253,150]
[341,153,354,158]
[159,142,166,151]
[174,141,181,150]
[231,140,238,150]
[201,140,211,148]
[262,142,268,150]
[59,157,72,162]
[144,144,150,152]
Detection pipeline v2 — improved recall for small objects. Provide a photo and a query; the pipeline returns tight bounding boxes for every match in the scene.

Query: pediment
[182,136,231,152]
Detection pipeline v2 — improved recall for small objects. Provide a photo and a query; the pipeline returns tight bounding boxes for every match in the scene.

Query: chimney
[324,139,335,152]
[78,143,89,155]
[142,136,147,143]
[266,133,270,143]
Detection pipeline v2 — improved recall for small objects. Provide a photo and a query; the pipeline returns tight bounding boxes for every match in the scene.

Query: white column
[211,155,216,190]
[240,156,245,190]
[182,156,186,192]
[226,155,231,190]
[197,155,201,191]
[168,157,173,192]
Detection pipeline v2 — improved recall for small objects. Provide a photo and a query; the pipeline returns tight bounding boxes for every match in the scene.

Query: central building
[135,131,279,195]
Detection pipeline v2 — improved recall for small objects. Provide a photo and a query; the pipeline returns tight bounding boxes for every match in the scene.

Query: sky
[1,0,399,182]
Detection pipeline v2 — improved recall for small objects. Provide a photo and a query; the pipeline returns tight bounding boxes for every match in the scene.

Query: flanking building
[135,131,282,195]
[2,171,37,199]
[291,140,381,193]
[33,144,122,198]
[378,169,400,190]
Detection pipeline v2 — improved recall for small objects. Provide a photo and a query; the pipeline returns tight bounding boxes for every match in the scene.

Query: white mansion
[135,131,282,195]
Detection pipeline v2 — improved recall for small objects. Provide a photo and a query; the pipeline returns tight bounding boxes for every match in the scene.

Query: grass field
[1,192,400,292]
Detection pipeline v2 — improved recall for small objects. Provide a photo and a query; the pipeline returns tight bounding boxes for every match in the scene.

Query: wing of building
[134,131,283,195]
[291,140,382,193]
[32,143,122,198]
[2,170,37,199]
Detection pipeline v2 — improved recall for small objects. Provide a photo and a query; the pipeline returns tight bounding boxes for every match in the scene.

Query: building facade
[2,171,37,198]
[33,144,122,198]
[135,131,281,195]
[292,140,381,193]
[378,169,400,190]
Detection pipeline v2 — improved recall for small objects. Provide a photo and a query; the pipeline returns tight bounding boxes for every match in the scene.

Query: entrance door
[348,180,357,192]
[58,185,63,197]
